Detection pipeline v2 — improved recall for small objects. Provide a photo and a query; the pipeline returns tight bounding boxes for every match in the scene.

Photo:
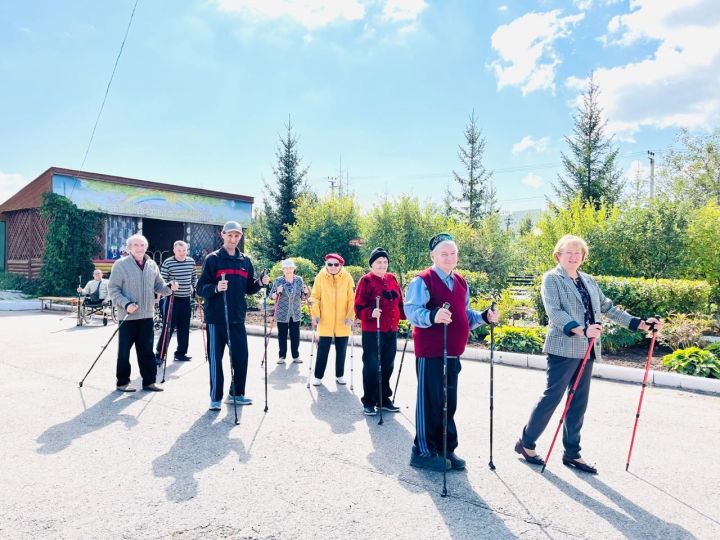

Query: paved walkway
[1,312,719,539]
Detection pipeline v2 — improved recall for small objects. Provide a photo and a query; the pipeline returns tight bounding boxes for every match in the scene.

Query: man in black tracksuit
[197,221,269,411]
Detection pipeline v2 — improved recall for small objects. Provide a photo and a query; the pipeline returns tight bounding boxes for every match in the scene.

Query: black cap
[369,247,390,267]
[429,233,454,251]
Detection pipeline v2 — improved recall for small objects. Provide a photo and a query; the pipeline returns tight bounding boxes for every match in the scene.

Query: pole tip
[489,462,496,470]
[540,465,546,474]
[441,489,447,498]
[625,464,629,471]
[78,382,83,387]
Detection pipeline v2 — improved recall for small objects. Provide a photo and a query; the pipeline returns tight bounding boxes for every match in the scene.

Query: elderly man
[404,233,499,472]
[109,234,178,392]
[77,268,109,305]
[155,240,198,363]
[197,221,269,411]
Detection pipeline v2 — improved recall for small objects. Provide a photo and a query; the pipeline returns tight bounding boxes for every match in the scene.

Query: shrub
[704,341,720,358]
[531,275,712,325]
[398,319,411,337]
[343,265,365,285]
[601,321,645,355]
[267,257,318,286]
[657,312,716,351]
[475,289,536,326]
[301,303,311,326]
[662,347,720,378]
[486,325,545,354]
[0,272,39,295]
[400,269,490,298]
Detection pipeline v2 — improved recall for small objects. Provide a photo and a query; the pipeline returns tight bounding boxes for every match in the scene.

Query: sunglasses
[326,262,341,267]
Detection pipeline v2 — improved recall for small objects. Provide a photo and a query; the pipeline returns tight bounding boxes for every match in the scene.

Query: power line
[79,0,140,170]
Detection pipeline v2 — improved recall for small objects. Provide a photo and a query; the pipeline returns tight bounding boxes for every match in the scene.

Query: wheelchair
[77,297,116,326]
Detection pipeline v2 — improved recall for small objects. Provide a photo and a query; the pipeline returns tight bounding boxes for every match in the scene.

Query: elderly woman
[310,253,355,386]
[354,247,406,416]
[515,234,661,474]
[270,259,310,364]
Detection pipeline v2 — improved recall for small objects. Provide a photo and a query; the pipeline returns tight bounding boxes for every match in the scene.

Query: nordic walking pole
[197,300,209,362]
[441,301,451,497]
[626,317,660,471]
[488,300,498,471]
[261,292,280,367]
[392,325,411,402]
[76,275,83,326]
[262,289,275,413]
[221,272,239,425]
[306,298,316,389]
[78,312,130,387]
[349,319,355,392]
[541,337,596,473]
[160,290,175,384]
[376,296,384,425]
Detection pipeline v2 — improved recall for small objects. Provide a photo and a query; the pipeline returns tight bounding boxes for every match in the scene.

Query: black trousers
[361,330,397,407]
[314,336,348,378]
[155,296,191,358]
[206,321,249,402]
[521,354,595,460]
[116,318,157,387]
[277,319,301,359]
[413,356,461,457]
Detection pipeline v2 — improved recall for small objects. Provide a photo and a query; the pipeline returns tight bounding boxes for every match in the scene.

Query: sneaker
[225,395,253,405]
[174,354,192,362]
[209,401,222,411]
[142,383,164,392]
[311,377,322,386]
[410,451,451,472]
[363,405,377,416]
[116,384,136,393]
[277,357,286,364]
[336,376,347,385]
[292,356,303,363]
[447,452,466,470]
[381,401,400,413]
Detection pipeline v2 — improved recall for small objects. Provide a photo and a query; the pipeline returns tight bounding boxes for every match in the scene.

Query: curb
[36,304,720,396]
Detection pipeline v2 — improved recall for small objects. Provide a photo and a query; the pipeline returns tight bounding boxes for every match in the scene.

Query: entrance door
[143,218,185,265]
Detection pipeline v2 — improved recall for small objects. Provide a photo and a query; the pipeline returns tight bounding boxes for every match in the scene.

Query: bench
[39,296,79,311]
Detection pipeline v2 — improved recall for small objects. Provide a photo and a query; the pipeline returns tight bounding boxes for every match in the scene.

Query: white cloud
[573,0,593,10]
[0,172,25,205]
[512,135,550,155]
[381,0,427,22]
[490,10,584,95]
[498,5,508,12]
[522,172,544,188]
[578,0,720,140]
[214,0,365,30]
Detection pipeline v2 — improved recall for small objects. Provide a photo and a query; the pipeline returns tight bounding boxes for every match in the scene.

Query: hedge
[532,275,711,325]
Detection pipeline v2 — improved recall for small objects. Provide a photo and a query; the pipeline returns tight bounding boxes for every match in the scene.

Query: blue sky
[1,0,718,214]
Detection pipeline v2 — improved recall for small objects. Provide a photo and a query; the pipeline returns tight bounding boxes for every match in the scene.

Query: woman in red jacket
[354,247,406,416]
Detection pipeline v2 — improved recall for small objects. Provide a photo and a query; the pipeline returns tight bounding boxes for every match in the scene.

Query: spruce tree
[449,111,496,226]
[260,120,309,262]
[555,75,623,208]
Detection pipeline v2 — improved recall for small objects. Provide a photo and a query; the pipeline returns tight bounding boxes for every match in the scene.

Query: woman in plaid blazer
[514,235,661,474]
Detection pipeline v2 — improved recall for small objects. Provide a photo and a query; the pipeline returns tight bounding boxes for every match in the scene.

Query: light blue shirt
[404,265,486,330]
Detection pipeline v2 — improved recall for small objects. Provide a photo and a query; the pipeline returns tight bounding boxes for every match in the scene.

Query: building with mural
[0,167,253,277]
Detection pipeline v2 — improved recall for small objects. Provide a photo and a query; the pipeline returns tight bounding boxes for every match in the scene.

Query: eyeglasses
[326,262,340,267]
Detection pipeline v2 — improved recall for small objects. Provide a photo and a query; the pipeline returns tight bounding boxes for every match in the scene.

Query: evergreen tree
[449,111,496,226]
[259,120,309,262]
[554,75,623,208]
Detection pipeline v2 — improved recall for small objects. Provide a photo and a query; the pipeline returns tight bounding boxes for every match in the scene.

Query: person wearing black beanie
[368,247,389,267]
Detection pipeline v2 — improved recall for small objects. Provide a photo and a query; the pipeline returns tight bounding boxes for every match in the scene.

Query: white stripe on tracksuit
[416,357,431,457]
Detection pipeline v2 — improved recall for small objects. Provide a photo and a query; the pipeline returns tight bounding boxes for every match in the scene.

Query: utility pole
[648,150,655,199]
[328,176,339,198]
[504,214,513,232]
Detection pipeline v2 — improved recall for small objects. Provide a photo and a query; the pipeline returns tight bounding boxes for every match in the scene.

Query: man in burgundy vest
[404,233,499,472]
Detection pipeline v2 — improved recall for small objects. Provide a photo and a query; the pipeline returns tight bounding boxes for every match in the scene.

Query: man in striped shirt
[155,240,198,362]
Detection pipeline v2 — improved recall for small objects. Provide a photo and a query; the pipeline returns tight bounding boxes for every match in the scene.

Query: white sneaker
[336,376,346,385]
[311,377,322,386]
[277,357,286,364]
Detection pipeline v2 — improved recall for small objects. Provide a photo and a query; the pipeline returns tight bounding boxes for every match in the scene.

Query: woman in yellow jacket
[310,252,355,386]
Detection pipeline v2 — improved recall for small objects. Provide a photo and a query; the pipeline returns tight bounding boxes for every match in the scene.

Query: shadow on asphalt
[542,468,695,539]
[152,409,249,503]
[310,385,363,434]
[363,413,516,538]
[267,360,305,390]
[36,390,139,454]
